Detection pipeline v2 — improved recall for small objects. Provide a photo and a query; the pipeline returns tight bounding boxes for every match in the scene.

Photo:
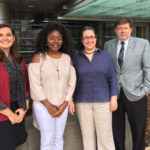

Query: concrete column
[0,2,9,24]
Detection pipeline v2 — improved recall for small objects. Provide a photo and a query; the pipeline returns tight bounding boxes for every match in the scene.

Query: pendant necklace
[56,62,60,80]
[51,58,60,80]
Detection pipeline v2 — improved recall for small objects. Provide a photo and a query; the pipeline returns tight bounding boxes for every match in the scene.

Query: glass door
[133,23,149,40]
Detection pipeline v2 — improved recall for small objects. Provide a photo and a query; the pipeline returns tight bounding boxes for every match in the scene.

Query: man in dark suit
[104,17,150,150]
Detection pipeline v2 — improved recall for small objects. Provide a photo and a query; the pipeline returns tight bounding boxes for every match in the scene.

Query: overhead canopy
[62,0,150,20]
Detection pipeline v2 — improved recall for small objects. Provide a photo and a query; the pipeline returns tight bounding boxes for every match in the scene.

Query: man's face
[114,23,133,41]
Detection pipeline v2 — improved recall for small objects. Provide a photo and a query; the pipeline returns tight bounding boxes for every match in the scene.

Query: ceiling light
[28,5,34,8]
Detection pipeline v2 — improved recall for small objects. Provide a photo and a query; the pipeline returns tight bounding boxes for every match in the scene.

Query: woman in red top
[0,24,30,150]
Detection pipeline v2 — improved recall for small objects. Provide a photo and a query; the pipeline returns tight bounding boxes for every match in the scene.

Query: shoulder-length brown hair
[0,24,22,63]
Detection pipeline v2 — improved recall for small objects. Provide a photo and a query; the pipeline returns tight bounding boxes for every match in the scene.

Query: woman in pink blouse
[28,22,76,150]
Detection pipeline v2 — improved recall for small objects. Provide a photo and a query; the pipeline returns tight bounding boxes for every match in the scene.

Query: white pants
[76,102,115,150]
[33,103,68,150]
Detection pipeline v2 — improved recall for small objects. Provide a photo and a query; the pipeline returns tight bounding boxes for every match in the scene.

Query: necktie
[118,41,125,69]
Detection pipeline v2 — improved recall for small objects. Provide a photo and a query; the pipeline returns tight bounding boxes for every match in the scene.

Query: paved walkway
[16,115,150,150]
[16,114,83,150]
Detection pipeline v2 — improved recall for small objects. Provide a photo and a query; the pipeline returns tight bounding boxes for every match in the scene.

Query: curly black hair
[35,22,74,56]
[0,24,22,63]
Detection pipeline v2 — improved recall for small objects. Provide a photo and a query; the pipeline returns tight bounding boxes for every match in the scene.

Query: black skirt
[0,102,27,150]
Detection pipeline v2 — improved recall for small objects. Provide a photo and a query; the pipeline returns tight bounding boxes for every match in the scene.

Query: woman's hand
[53,101,68,117]
[69,99,75,115]
[146,93,149,97]
[8,112,19,124]
[0,108,19,124]
[41,99,58,117]
[15,108,26,123]
[49,105,58,117]
[26,99,30,110]
[110,96,118,112]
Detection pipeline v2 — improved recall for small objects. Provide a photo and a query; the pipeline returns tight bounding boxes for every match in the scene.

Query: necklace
[84,49,96,54]
[56,64,60,80]
[47,52,62,80]
[51,58,60,80]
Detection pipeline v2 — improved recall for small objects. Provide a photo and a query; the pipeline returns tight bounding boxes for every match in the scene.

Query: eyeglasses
[82,36,96,41]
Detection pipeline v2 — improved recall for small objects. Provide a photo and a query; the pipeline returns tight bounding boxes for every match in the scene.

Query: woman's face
[47,30,63,52]
[0,27,15,51]
[82,29,96,51]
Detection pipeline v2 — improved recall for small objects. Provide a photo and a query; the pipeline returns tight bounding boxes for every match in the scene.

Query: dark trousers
[113,89,147,150]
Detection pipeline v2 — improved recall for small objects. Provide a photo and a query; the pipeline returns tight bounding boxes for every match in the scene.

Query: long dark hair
[0,24,22,63]
[35,22,74,56]
[79,26,101,51]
